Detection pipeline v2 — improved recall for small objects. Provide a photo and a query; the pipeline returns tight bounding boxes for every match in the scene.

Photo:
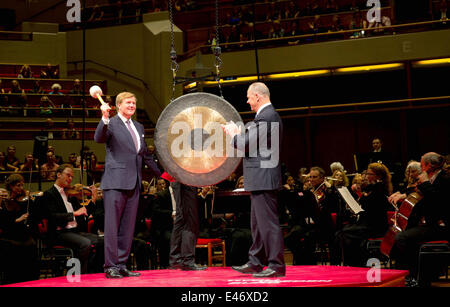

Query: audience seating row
[185,6,393,51]
[0,64,59,79]
[0,77,107,95]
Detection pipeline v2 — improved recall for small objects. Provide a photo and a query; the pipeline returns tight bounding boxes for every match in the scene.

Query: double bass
[380,191,423,257]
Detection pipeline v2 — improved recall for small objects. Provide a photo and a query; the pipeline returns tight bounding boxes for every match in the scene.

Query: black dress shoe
[105,268,123,279]
[169,263,182,270]
[232,264,261,274]
[119,268,141,277]
[180,263,207,271]
[252,268,285,278]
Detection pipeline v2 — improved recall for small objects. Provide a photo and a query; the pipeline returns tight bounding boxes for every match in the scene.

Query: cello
[380,191,423,257]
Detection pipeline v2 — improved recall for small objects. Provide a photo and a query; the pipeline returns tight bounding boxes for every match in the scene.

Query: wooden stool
[196,238,226,267]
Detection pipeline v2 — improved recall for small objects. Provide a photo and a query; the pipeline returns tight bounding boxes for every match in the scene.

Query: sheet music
[337,187,364,215]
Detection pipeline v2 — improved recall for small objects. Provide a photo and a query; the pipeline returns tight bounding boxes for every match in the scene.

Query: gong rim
[154,92,243,187]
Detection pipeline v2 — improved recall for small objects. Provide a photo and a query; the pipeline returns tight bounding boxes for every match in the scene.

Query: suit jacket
[42,186,90,240]
[410,171,450,230]
[94,115,161,190]
[232,104,283,191]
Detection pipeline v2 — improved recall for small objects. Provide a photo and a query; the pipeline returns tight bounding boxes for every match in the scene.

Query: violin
[312,181,327,204]
[65,184,97,206]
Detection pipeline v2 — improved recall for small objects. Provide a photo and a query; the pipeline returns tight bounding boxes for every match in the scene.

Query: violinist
[331,162,392,266]
[307,167,338,245]
[389,152,450,286]
[0,174,40,284]
[41,164,104,274]
[284,167,337,265]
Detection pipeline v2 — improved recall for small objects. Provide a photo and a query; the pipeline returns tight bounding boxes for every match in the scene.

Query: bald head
[247,82,271,112]
[248,82,270,99]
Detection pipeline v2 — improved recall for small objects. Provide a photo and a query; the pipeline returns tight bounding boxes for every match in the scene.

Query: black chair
[417,240,450,286]
[37,219,74,277]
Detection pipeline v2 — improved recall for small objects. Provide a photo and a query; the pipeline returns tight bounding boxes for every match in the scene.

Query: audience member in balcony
[39,96,56,116]
[349,11,368,38]
[39,118,57,140]
[41,151,59,181]
[18,64,33,79]
[268,20,285,39]
[8,80,25,94]
[47,145,63,165]
[5,145,20,171]
[30,80,45,94]
[287,21,301,45]
[0,79,7,103]
[40,63,58,79]
[308,15,321,34]
[67,152,80,169]
[228,8,242,26]
[284,1,300,19]
[69,79,83,95]
[88,5,104,22]
[330,14,343,32]
[19,152,39,174]
[241,6,255,25]
[49,83,63,95]
[62,118,81,140]
[0,173,40,284]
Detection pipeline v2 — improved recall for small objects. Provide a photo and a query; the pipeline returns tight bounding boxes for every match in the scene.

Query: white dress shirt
[54,184,77,229]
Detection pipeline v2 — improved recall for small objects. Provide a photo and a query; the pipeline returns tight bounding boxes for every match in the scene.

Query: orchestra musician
[0,174,40,284]
[388,160,421,205]
[284,167,338,265]
[41,164,104,274]
[331,162,392,266]
[389,152,450,286]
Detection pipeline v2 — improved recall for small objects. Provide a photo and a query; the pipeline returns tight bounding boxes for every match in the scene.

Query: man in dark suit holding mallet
[95,91,161,278]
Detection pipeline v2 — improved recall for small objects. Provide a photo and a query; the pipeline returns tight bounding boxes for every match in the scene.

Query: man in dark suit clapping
[223,82,285,278]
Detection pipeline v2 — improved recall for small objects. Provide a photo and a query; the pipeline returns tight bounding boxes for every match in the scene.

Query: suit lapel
[49,186,66,211]
[114,116,138,152]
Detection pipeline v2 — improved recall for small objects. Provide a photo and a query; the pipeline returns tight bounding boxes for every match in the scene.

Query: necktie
[126,120,139,152]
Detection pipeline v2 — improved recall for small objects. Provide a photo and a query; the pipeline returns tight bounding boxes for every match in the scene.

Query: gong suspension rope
[168,0,224,99]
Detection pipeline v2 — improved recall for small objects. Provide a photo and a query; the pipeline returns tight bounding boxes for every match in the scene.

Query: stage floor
[2,265,408,287]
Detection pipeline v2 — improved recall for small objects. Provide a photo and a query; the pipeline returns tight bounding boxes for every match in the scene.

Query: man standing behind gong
[95,92,161,278]
[223,82,285,277]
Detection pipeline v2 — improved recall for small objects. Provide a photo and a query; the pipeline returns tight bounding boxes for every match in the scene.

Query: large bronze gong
[154,92,243,187]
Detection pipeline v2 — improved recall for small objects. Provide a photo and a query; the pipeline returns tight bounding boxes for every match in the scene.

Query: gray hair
[330,162,344,173]
[422,152,444,171]
[406,161,421,173]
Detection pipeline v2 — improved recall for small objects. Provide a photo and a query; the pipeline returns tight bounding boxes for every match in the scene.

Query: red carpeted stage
[2,265,408,287]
